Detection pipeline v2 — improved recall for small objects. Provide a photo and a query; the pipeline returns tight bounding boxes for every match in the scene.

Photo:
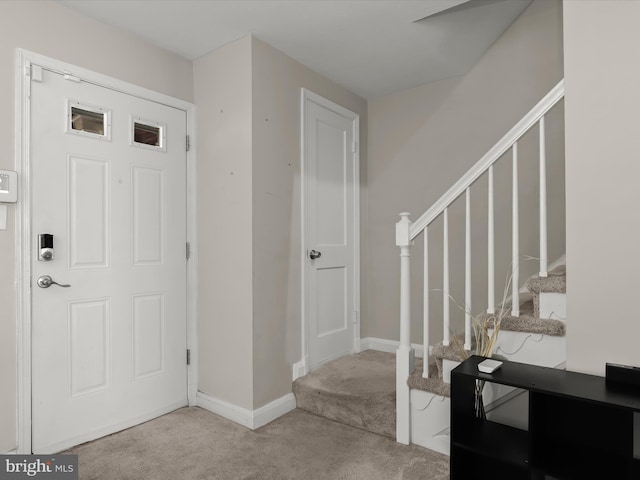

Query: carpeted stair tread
[430,340,468,380]
[527,267,566,318]
[476,311,566,336]
[432,342,466,363]
[526,271,566,295]
[407,357,451,397]
[293,350,396,439]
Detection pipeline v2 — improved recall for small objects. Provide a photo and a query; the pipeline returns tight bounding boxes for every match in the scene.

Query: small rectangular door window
[131,117,166,151]
[67,101,111,140]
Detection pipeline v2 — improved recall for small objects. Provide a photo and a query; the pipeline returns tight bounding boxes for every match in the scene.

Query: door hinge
[186,135,191,152]
[186,242,191,260]
[352,311,359,324]
[187,349,191,365]
[352,141,358,154]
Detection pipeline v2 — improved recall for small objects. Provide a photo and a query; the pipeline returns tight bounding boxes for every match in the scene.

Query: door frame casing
[298,88,361,379]
[15,49,198,454]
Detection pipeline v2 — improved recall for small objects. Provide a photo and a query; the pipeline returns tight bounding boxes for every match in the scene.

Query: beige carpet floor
[67,407,450,480]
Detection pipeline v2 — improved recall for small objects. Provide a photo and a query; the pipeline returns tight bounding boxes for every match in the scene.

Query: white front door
[30,68,188,453]
[303,90,359,370]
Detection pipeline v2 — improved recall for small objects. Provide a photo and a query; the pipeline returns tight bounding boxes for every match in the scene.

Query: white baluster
[512,143,519,317]
[423,228,430,378]
[443,207,450,346]
[488,165,495,314]
[539,116,548,278]
[464,189,472,351]
[395,212,414,445]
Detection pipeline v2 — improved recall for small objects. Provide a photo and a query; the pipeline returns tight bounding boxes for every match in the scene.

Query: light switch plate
[0,169,18,203]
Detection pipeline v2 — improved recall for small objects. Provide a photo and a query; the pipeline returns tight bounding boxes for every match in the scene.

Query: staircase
[396,81,566,452]
[293,80,566,456]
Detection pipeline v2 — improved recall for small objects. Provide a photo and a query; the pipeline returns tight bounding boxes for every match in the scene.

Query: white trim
[196,392,296,430]
[292,358,308,381]
[196,392,254,429]
[408,80,565,240]
[303,89,361,120]
[16,50,32,455]
[20,50,193,111]
[361,337,430,358]
[16,49,197,454]
[253,394,297,429]
[3,450,17,455]
[299,88,361,373]
[299,88,307,382]
[186,107,199,407]
[353,115,362,355]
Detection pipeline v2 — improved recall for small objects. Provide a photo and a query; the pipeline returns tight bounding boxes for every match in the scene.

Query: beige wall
[365,0,565,344]
[250,37,366,408]
[194,36,255,409]
[196,36,366,410]
[0,1,193,453]
[564,1,640,376]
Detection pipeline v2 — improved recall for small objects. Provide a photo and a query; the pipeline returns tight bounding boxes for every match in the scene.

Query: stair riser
[293,387,396,439]
[410,390,450,455]
[442,359,460,384]
[538,291,566,321]
[494,330,565,367]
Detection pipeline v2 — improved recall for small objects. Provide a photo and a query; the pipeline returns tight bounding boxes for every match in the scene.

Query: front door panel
[31,68,187,453]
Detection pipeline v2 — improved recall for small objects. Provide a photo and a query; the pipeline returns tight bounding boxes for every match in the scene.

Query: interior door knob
[309,250,322,260]
[37,275,71,288]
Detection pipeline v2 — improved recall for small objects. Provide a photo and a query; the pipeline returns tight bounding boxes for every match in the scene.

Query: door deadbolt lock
[309,249,322,260]
[38,234,54,261]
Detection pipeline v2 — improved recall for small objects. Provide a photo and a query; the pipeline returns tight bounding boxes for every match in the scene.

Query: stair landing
[293,350,396,439]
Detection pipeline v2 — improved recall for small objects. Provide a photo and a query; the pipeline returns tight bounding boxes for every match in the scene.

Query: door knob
[309,250,322,260]
[37,275,71,288]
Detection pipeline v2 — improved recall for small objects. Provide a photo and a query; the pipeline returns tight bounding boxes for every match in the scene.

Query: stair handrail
[408,79,565,240]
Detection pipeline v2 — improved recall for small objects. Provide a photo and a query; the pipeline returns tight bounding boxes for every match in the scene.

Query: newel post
[396,212,415,444]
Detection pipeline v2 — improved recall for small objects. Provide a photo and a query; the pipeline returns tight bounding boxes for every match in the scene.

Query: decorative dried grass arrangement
[450,266,518,419]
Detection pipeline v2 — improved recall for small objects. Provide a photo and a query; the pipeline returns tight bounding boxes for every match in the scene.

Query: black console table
[450,356,640,479]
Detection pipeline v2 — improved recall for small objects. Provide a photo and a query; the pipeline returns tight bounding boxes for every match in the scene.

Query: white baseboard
[196,392,254,428]
[196,391,296,430]
[3,449,17,455]
[361,337,430,358]
[253,394,296,429]
[292,358,308,381]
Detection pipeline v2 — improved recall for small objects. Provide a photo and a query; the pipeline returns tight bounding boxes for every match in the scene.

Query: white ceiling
[56,0,531,99]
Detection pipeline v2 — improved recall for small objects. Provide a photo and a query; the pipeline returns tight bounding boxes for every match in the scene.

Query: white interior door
[30,67,187,453]
[303,91,359,370]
